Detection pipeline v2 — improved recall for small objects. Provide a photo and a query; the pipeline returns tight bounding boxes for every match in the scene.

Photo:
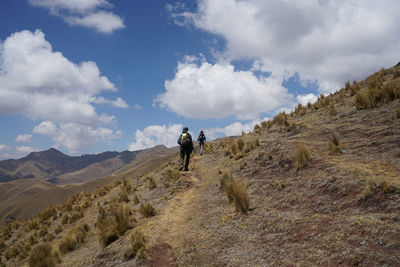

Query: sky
[0,0,399,159]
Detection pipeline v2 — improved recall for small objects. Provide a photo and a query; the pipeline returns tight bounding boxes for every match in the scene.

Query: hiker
[177,127,193,171]
[197,130,206,155]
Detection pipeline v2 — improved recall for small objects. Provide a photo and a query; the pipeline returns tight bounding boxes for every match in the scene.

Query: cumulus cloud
[156,56,293,120]
[33,121,122,154]
[129,124,182,151]
[133,104,142,110]
[0,30,117,125]
[65,11,125,34]
[0,144,11,151]
[15,134,33,143]
[296,93,318,106]
[29,0,125,34]
[170,0,400,92]
[16,146,36,154]
[91,96,129,108]
[205,118,268,140]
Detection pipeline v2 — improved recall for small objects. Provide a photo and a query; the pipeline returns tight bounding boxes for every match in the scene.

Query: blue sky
[0,0,399,159]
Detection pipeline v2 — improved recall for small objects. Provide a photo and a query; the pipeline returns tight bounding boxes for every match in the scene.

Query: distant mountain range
[0,146,169,184]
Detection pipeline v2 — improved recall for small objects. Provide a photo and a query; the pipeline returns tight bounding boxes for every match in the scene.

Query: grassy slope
[1,66,400,266]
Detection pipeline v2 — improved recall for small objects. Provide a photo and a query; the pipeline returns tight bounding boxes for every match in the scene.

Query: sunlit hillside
[1,65,400,266]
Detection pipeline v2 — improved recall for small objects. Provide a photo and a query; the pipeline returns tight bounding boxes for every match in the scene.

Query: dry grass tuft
[97,203,130,247]
[119,190,130,203]
[219,169,233,192]
[357,179,398,202]
[29,243,60,267]
[329,103,337,116]
[139,202,155,218]
[355,91,371,110]
[294,143,312,170]
[124,229,146,260]
[244,137,259,153]
[328,132,342,154]
[272,112,289,126]
[123,178,132,194]
[58,223,90,253]
[148,177,157,190]
[231,180,249,214]
[253,124,261,134]
[38,206,58,222]
[164,169,180,181]
[133,194,140,204]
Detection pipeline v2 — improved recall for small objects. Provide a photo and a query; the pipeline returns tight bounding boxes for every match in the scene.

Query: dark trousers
[180,149,191,170]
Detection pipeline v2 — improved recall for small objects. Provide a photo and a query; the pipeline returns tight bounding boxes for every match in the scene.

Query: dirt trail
[144,155,206,266]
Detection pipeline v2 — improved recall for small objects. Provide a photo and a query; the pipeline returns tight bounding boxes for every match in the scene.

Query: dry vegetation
[1,65,400,266]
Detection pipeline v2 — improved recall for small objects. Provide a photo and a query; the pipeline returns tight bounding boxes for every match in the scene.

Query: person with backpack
[177,127,193,171]
[197,130,206,155]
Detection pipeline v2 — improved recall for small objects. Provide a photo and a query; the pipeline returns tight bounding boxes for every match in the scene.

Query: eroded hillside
[1,66,400,266]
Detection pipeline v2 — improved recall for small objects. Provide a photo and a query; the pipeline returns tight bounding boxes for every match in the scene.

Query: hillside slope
[0,145,178,225]
[1,66,399,266]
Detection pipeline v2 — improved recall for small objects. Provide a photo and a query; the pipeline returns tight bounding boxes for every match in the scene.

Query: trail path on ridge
[143,154,227,266]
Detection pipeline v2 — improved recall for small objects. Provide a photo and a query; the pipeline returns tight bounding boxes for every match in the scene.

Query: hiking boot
[184,168,189,171]
[179,166,183,171]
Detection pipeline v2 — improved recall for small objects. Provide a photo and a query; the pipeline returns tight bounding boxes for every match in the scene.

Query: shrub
[164,169,179,181]
[219,169,233,192]
[38,206,58,222]
[230,140,239,155]
[272,112,289,126]
[244,137,259,153]
[367,87,385,107]
[231,180,249,214]
[148,177,157,190]
[124,229,146,260]
[98,226,118,247]
[119,191,129,203]
[58,223,89,253]
[133,194,140,204]
[5,245,19,260]
[113,204,130,236]
[328,132,342,154]
[294,143,312,170]
[357,179,398,202]
[28,219,40,231]
[355,91,371,110]
[29,243,60,267]
[123,178,132,194]
[329,103,337,116]
[253,124,261,134]
[391,108,400,120]
[139,202,155,218]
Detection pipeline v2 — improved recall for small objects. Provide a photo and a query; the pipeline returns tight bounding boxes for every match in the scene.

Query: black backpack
[181,133,190,148]
[199,133,205,142]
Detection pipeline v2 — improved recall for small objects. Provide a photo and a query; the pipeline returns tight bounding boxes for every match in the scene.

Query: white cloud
[29,0,124,34]
[129,124,182,151]
[33,121,122,154]
[111,97,129,108]
[16,146,36,154]
[171,0,400,92]
[29,0,110,13]
[65,11,125,34]
[133,104,142,110]
[15,134,33,143]
[205,118,268,140]
[0,144,11,151]
[91,96,129,108]
[0,30,116,125]
[296,93,318,106]
[156,56,293,120]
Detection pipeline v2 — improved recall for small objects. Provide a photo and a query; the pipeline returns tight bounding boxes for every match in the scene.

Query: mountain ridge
[0,145,168,184]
